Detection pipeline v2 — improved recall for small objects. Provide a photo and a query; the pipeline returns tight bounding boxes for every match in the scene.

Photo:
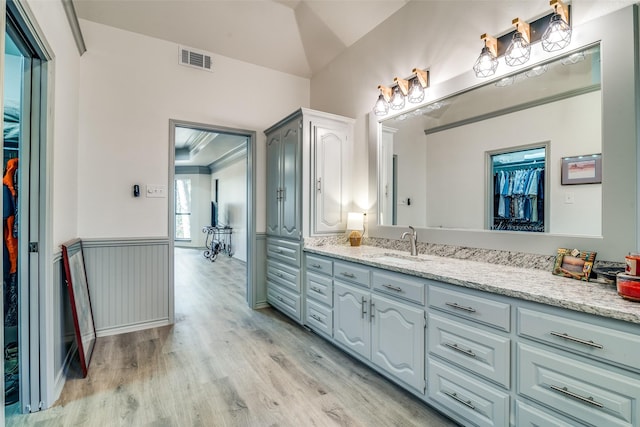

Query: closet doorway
[168,120,257,320]
[4,1,50,417]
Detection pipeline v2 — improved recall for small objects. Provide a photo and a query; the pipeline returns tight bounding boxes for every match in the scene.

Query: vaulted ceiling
[73,0,409,78]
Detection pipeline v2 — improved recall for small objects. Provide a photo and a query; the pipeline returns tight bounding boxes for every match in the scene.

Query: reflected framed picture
[552,248,597,281]
[61,238,96,377]
[561,153,602,185]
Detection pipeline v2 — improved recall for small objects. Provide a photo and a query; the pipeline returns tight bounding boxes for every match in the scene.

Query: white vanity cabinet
[516,305,640,427]
[305,254,334,338]
[427,285,511,427]
[265,109,353,322]
[333,261,426,393]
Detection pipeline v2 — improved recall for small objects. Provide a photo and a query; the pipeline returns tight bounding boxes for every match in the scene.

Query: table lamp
[347,212,364,247]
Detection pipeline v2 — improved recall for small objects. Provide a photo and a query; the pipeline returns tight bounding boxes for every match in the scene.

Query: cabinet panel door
[266,132,281,236]
[333,281,370,360]
[280,120,301,239]
[371,295,425,393]
[314,125,348,233]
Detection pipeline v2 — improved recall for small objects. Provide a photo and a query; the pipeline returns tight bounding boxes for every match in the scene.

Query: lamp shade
[347,212,364,231]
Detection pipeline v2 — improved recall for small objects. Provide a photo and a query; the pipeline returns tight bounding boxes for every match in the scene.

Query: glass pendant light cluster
[373,68,429,116]
[474,0,571,78]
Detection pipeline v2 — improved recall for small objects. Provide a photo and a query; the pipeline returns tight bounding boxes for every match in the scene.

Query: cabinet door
[313,124,348,233]
[280,120,301,239]
[371,295,425,393]
[266,131,281,236]
[334,281,370,360]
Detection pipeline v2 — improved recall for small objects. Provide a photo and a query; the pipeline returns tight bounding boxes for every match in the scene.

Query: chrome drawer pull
[310,314,324,324]
[382,283,403,292]
[275,295,284,302]
[443,391,475,410]
[275,272,284,278]
[445,302,476,313]
[444,342,477,358]
[549,385,604,408]
[311,263,322,268]
[310,286,324,295]
[270,248,283,254]
[341,272,356,278]
[549,331,604,349]
[361,297,367,319]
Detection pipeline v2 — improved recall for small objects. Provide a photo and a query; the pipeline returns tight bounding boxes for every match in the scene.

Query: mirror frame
[368,5,638,261]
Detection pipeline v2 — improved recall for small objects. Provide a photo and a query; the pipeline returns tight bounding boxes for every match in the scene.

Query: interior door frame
[3,0,53,414]
[168,119,258,320]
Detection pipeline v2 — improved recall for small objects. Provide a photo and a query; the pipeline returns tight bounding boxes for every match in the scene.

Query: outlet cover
[146,185,167,198]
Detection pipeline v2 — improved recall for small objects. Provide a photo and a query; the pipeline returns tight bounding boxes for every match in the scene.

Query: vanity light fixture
[407,68,429,103]
[373,85,393,116]
[390,78,408,110]
[505,18,531,66]
[541,0,572,52]
[473,34,499,78]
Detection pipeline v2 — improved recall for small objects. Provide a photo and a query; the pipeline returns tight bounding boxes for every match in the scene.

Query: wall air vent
[179,46,213,72]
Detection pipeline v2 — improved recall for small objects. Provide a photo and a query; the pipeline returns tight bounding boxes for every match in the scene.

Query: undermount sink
[369,253,421,265]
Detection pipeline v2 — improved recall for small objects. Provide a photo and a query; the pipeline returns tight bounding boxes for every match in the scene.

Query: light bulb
[407,77,425,103]
[389,86,405,110]
[541,13,572,52]
[373,94,389,116]
[473,46,498,78]
[505,32,531,67]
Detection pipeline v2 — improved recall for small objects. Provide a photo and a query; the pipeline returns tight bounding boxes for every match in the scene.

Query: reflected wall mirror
[378,45,601,237]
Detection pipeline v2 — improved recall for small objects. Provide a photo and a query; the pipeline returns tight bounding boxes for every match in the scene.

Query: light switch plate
[146,184,167,198]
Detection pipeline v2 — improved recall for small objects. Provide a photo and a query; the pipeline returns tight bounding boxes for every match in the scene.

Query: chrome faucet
[401,226,418,256]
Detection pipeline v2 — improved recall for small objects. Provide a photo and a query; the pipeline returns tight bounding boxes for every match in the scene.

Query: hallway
[8,248,456,426]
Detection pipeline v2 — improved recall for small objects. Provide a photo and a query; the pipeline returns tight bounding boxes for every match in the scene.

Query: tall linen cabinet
[264,108,354,323]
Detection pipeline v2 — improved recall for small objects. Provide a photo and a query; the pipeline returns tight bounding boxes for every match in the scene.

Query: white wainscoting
[81,238,170,336]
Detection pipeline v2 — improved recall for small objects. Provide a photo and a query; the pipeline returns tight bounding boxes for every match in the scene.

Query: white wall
[310,0,635,213]
[212,159,248,262]
[77,19,309,238]
[26,0,82,249]
[174,172,211,248]
[426,91,601,235]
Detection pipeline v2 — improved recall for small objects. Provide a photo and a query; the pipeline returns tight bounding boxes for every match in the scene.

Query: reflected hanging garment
[3,158,18,327]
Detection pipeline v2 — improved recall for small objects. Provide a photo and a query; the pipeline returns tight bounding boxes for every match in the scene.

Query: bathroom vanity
[302,243,640,427]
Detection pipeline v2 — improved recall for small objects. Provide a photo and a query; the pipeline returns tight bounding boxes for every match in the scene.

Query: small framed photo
[561,153,602,185]
[552,248,597,281]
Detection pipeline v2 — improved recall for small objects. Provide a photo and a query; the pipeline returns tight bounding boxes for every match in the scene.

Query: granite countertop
[303,243,640,325]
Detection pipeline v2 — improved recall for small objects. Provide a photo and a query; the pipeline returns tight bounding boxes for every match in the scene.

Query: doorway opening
[168,120,257,318]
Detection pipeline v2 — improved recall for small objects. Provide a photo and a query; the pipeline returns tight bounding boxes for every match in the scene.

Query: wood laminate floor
[8,247,457,427]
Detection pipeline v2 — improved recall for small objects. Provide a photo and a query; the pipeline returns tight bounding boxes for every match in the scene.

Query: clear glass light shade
[505,32,531,66]
[407,78,425,103]
[373,94,389,116]
[389,86,405,110]
[541,13,572,52]
[473,46,498,78]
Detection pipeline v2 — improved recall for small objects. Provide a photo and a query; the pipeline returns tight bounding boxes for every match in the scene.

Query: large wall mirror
[379,45,601,236]
[368,6,638,261]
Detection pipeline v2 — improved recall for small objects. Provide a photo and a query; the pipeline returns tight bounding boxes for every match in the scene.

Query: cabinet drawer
[518,343,640,427]
[518,307,640,372]
[306,271,332,306]
[306,299,332,338]
[429,285,510,332]
[428,358,510,427]
[266,238,301,267]
[267,282,301,322]
[429,313,510,388]
[334,261,370,288]
[267,259,300,293]
[515,401,574,427]
[306,254,333,276]
[372,270,425,305]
